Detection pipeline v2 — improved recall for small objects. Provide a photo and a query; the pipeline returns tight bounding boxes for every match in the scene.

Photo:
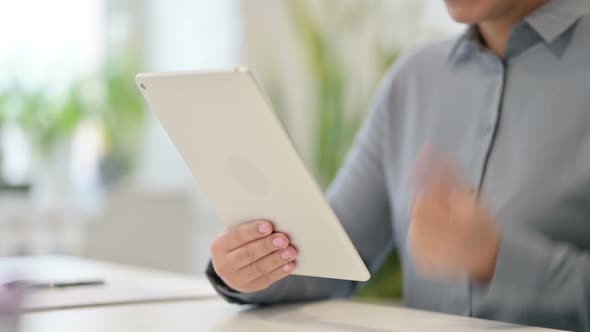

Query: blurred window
[0,1,104,187]
[0,0,104,91]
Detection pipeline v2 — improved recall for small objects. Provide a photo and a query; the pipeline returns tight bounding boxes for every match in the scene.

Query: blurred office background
[0,0,460,300]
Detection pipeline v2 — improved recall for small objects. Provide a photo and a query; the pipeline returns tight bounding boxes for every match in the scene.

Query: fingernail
[272,236,286,248]
[281,249,294,260]
[282,263,292,272]
[258,223,270,234]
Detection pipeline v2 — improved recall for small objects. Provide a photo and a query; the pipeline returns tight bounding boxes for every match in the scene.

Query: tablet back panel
[136,69,370,281]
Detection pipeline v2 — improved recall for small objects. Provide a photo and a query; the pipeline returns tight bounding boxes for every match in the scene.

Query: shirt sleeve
[206,68,398,305]
[475,227,590,331]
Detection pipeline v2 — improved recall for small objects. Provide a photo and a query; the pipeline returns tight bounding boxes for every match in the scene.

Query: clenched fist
[210,220,298,293]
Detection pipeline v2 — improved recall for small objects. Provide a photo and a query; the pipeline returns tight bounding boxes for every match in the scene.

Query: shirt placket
[469,53,507,316]
[474,55,507,191]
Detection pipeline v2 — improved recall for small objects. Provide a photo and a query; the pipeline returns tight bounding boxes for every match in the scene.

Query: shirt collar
[448,26,483,65]
[449,0,590,64]
[525,0,589,44]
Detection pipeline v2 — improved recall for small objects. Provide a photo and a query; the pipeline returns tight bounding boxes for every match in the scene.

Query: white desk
[0,256,216,312]
[21,298,562,332]
[4,256,562,331]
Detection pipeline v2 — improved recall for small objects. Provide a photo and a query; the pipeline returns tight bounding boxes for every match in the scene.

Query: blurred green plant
[353,251,403,300]
[0,93,6,126]
[98,55,146,182]
[0,54,145,185]
[287,0,402,301]
[289,0,355,189]
[16,82,85,156]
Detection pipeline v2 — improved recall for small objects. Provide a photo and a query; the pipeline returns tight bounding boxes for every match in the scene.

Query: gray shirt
[207,0,590,330]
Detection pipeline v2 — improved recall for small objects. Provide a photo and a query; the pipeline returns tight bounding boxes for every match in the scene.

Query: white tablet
[135,68,370,281]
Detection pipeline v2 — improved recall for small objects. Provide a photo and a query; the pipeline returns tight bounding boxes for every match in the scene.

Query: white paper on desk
[0,256,218,312]
[21,282,214,312]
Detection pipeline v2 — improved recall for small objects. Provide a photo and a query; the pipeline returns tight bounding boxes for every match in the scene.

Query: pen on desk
[27,280,105,290]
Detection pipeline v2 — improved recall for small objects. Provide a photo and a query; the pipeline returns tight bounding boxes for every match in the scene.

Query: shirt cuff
[205,261,252,305]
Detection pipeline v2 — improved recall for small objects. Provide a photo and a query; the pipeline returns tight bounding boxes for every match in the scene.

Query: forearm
[474,228,590,331]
